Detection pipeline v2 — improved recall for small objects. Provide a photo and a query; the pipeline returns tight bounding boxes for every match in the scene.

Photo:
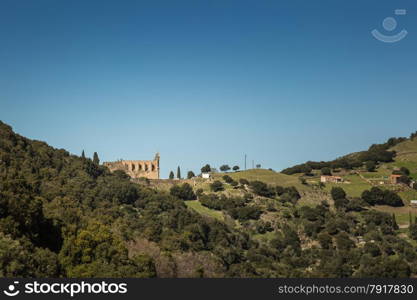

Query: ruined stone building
[103,153,160,179]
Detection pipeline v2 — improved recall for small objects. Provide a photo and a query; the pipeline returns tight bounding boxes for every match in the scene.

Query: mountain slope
[2,121,417,278]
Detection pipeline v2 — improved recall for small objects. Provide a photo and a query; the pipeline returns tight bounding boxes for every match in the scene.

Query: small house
[410,200,417,207]
[320,175,343,183]
[390,174,402,184]
[202,173,211,179]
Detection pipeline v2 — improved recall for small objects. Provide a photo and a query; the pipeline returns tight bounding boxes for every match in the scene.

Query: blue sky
[1,0,416,177]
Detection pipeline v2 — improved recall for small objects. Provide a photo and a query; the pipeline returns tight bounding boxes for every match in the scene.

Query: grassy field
[390,138,417,179]
[374,205,417,227]
[322,174,372,198]
[212,169,307,190]
[185,200,224,221]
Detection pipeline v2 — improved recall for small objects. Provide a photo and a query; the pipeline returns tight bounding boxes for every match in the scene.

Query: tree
[398,175,411,185]
[210,181,224,192]
[365,161,376,172]
[201,164,211,173]
[331,187,346,201]
[93,152,100,165]
[400,167,410,176]
[392,213,399,230]
[169,171,174,179]
[249,181,276,198]
[233,165,240,172]
[60,221,156,277]
[177,166,181,179]
[335,232,355,251]
[331,187,348,210]
[321,167,332,176]
[361,187,404,207]
[187,171,195,179]
[239,178,249,186]
[170,183,196,200]
[364,242,381,257]
[317,232,333,249]
[219,165,231,172]
[81,150,85,159]
[409,223,417,240]
[222,175,234,184]
[256,164,261,169]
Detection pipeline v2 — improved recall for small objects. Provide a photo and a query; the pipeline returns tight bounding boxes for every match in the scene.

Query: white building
[202,173,211,179]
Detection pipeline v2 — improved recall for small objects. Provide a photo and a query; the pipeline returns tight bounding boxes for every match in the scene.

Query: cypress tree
[392,213,399,230]
[81,150,85,159]
[93,152,100,165]
[169,171,174,179]
[177,166,181,179]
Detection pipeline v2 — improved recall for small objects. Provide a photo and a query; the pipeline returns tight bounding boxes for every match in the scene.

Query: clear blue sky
[1,0,416,178]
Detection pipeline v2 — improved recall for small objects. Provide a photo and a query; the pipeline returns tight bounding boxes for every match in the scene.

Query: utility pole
[252,160,254,169]
[244,154,247,170]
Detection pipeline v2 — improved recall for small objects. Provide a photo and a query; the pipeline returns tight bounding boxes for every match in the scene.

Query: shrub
[219,165,231,172]
[331,187,346,201]
[210,181,224,192]
[249,181,274,198]
[361,187,404,207]
[201,164,211,173]
[321,167,332,176]
[170,183,196,201]
[222,175,234,184]
[239,178,249,185]
[365,161,376,172]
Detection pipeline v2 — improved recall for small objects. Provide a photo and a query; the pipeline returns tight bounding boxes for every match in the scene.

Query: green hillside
[279,136,417,227]
[389,138,417,179]
[2,120,417,278]
[212,169,306,189]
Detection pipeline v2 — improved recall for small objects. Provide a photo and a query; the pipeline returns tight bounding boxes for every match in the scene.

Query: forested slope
[1,121,417,278]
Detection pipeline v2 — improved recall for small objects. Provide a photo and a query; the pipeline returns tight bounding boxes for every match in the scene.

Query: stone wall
[103,153,160,179]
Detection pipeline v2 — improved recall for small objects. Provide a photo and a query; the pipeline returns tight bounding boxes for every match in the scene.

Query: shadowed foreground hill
[1,121,417,278]
[0,121,277,277]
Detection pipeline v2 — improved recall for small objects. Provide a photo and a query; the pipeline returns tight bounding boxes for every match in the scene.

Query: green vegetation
[210,180,224,192]
[219,165,231,172]
[177,166,181,179]
[362,187,404,207]
[201,164,211,173]
[213,169,305,190]
[282,136,405,175]
[169,171,174,179]
[185,200,224,221]
[170,183,196,200]
[2,120,417,278]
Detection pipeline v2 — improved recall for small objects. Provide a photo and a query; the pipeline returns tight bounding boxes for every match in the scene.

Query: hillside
[0,121,267,277]
[212,169,304,189]
[390,138,417,179]
[279,134,417,227]
[2,120,417,278]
